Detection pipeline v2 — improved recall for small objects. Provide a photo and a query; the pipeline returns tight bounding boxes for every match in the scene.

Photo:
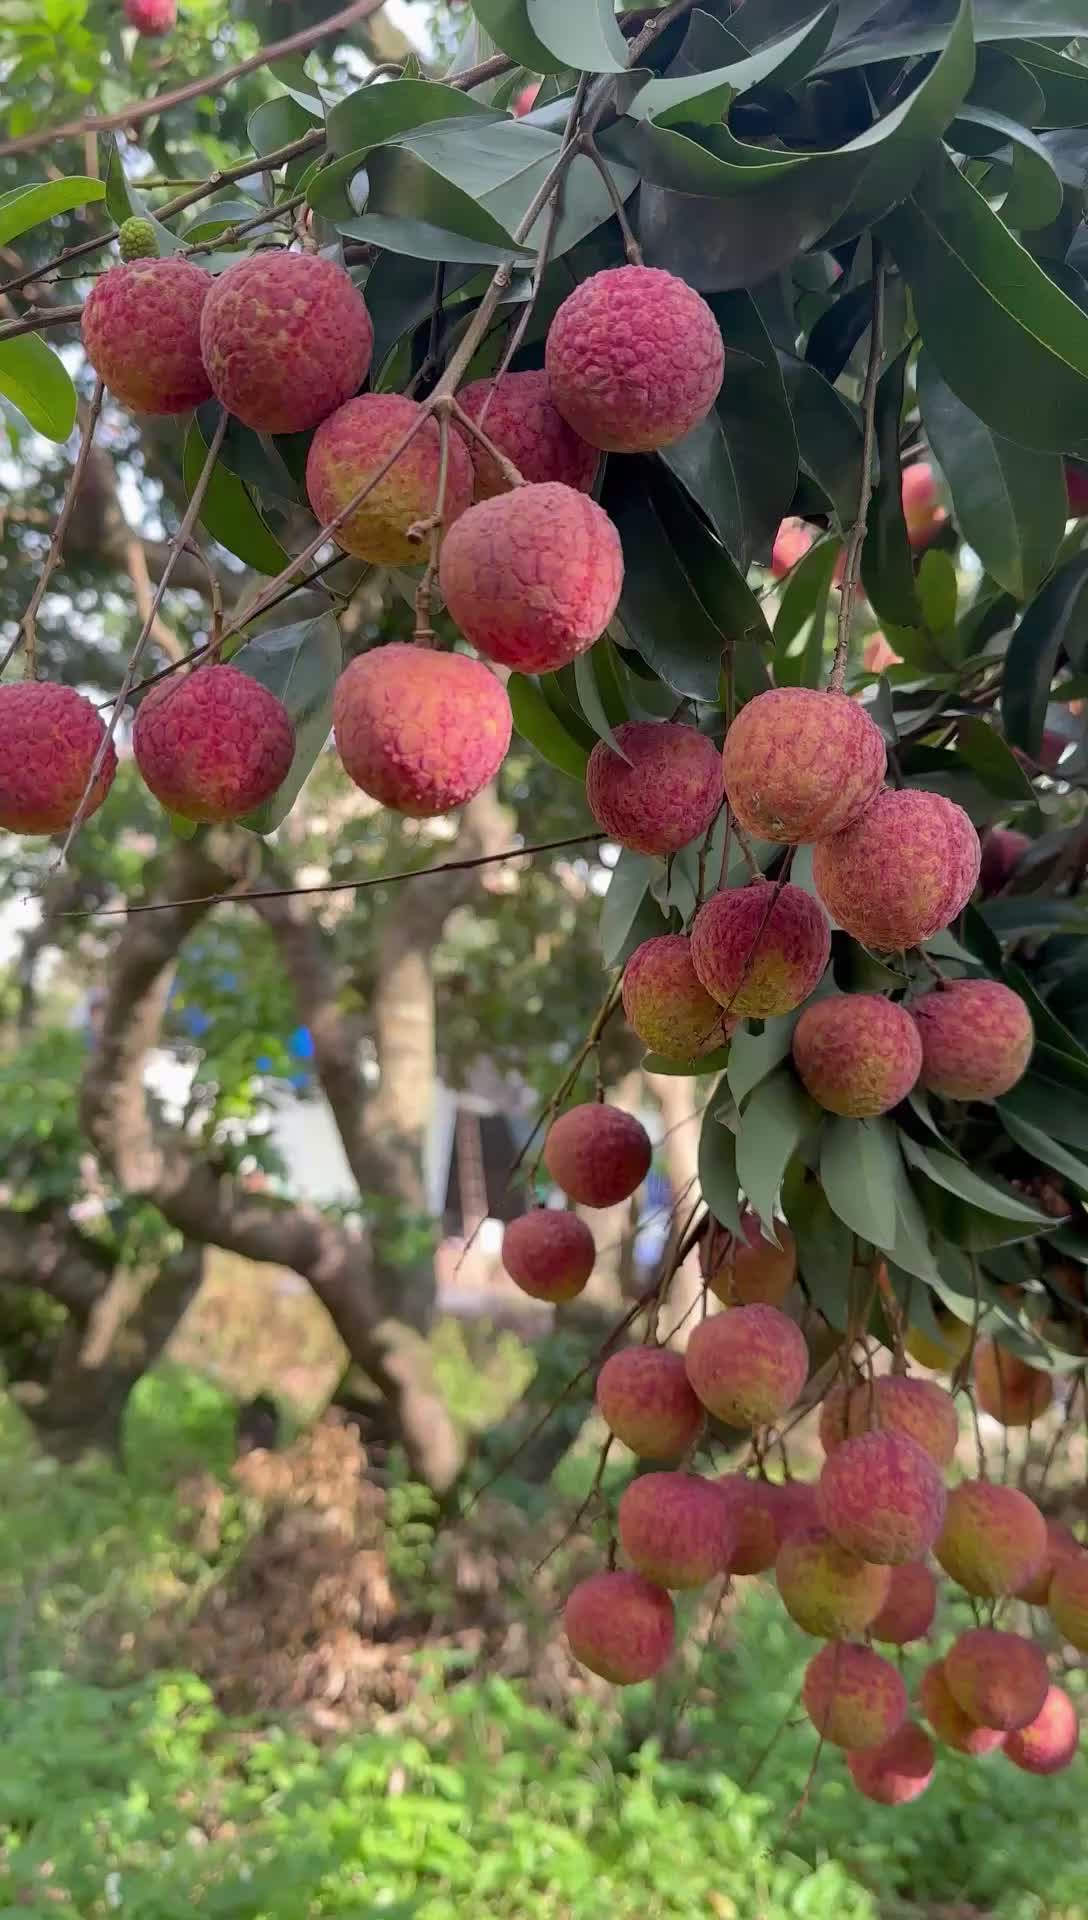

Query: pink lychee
[307,393,473,565]
[935,1480,1048,1598]
[701,1210,796,1309]
[919,1660,1006,1755]
[201,252,373,434]
[133,665,294,823]
[973,1339,1053,1427]
[912,980,1034,1102]
[768,1479,821,1546]
[586,722,724,857]
[775,1522,891,1637]
[81,257,212,414]
[791,993,922,1118]
[0,683,116,834]
[716,1475,780,1574]
[812,788,981,950]
[869,1561,938,1645]
[596,1347,703,1459]
[1004,1685,1079,1776]
[689,880,831,1019]
[564,1569,674,1683]
[1015,1520,1081,1606]
[819,1376,958,1470]
[819,1431,947,1566]
[617,1471,734,1589]
[862,632,902,674]
[545,265,724,453]
[124,0,175,33]
[332,644,509,816]
[901,462,947,548]
[512,81,540,117]
[801,1642,908,1750]
[943,1627,1049,1733]
[848,1722,935,1804]
[543,1102,652,1208]
[1048,1551,1088,1650]
[685,1303,808,1428]
[455,371,598,497]
[979,826,1030,896]
[501,1209,595,1303]
[770,518,814,578]
[721,687,886,844]
[622,934,730,1059]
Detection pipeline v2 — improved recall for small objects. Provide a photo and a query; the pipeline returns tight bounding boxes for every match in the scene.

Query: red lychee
[690,880,831,1019]
[869,1562,938,1645]
[812,788,981,950]
[819,1431,947,1565]
[332,644,509,817]
[596,1347,703,1460]
[545,265,724,453]
[622,934,729,1059]
[768,1479,821,1546]
[685,1303,808,1428]
[543,1103,652,1208]
[564,1569,674,1683]
[901,461,946,548]
[973,1339,1053,1427]
[848,1722,935,1804]
[775,1523,891,1637]
[133,665,293,824]
[124,0,175,33]
[586,722,724,857]
[979,826,1030,896]
[1015,1520,1081,1606]
[721,688,886,844]
[943,1627,1049,1733]
[701,1210,796,1309]
[819,1376,958,1470]
[81,257,212,414]
[912,980,1034,1102]
[1004,1686,1079,1775]
[201,252,373,434]
[307,394,472,565]
[792,993,922,1118]
[0,683,116,834]
[770,518,814,578]
[801,1642,908,1750]
[455,371,598,497]
[936,1480,1047,1597]
[919,1659,1006,1756]
[1048,1551,1088,1650]
[618,1471,734,1589]
[716,1475,780,1574]
[501,1209,595,1304]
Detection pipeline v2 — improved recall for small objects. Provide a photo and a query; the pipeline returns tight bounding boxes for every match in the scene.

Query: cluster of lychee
[1,244,726,839]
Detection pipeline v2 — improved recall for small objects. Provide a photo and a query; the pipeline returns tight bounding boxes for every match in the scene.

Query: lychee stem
[582,135,643,266]
[8,380,104,684]
[447,393,525,493]
[411,408,452,643]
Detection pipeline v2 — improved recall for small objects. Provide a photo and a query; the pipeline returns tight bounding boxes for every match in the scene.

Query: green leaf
[884,148,1088,452]
[644,1044,733,1076]
[1001,551,1088,754]
[698,1105,741,1232]
[821,2,1088,68]
[0,176,104,246]
[736,1067,818,1230]
[0,333,76,441]
[954,715,1037,801]
[103,137,178,255]
[234,614,341,833]
[821,1115,899,1249]
[474,0,626,73]
[248,95,320,163]
[785,1172,855,1327]
[773,535,840,689]
[899,1133,1053,1222]
[917,353,1065,600]
[600,850,663,967]
[861,346,922,628]
[573,642,630,758]
[183,419,290,576]
[999,1108,1088,1194]
[778,354,862,528]
[953,106,1064,231]
[998,1043,1088,1148]
[629,7,837,128]
[508,674,590,781]
[325,78,491,157]
[728,1012,800,1109]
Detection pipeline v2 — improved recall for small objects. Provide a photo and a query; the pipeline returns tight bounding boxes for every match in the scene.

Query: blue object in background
[289,1026,315,1060]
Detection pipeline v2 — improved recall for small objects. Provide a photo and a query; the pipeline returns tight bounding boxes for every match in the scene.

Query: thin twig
[829,247,885,693]
[448,394,525,492]
[532,1434,614,1577]
[182,193,306,257]
[412,408,452,639]
[7,380,103,680]
[582,136,642,263]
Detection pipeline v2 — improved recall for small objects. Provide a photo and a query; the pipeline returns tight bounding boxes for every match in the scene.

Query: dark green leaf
[248,95,320,161]
[698,1103,741,1233]
[736,1068,818,1229]
[999,1108,1088,1193]
[183,419,290,576]
[821,1115,899,1249]
[325,78,491,157]
[487,0,628,74]
[955,715,1037,800]
[728,1012,800,1108]
[785,1173,855,1327]
[0,177,104,246]
[951,106,1064,230]
[774,535,840,688]
[573,641,630,758]
[1001,552,1088,753]
[630,6,837,127]
[917,549,959,637]
[900,1133,1054,1221]
[805,284,874,383]
[778,354,863,528]
[998,1041,1088,1148]
[600,851,663,967]
[823,2,1088,70]
[508,674,591,781]
[0,333,76,441]
[234,614,341,834]
[862,346,922,628]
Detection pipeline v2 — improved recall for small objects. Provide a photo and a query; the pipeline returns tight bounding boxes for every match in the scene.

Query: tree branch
[829,247,885,694]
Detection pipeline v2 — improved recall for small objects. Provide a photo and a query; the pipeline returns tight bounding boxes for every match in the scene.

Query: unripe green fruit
[119,217,158,262]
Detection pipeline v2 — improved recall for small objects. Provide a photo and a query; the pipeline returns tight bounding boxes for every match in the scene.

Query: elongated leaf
[574,642,630,758]
[698,1105,741,1232]
[953,106,1064,231]
[103,137,178,256]
[508,674,590,781]
[785,1172,855,1327]
[900,1134,1053,1222]
[821,1116,899,1249]
[235,614,341,833]
[325,77,491,157]
[526,0,627,73]
[823,1,1088,69]
[1001,552,1088,754]
[1000,1108,1088,1194]
[774,535,841,688]
[862,346,922,627]
[630,7,837,127]
[183,420,290,576]
[778,354,862,528]
[728,1013,800,1108]
[0,177,104,247]
[600,850,663,967]
[955,715,1036,800]
[736,1068,818,1230]
[0,333,76,441]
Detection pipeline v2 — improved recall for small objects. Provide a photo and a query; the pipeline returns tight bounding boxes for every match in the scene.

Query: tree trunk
[645,1069,706,1347]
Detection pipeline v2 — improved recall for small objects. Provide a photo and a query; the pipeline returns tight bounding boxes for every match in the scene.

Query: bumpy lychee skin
[870,1562,938,1645]
[597,1348,703,1459]
[0,683,116,834]
[812,788,981,950]
[543,1102,652,1208]
[545,265,724,453]
[685,1303,808,1428]
[439,482,622,673]
[819,1431,947,1566]
[118,216,157,261]
[701,1210,796,1309]
[775,1523,891,1637]
[936,1480,1047,1598]
[690,880,831,1019]
[587,722,724,857]
[912,981,1034,1102]
[716,1475,780,1574]
[973,1339,1053,1427]
[564,1569,674,1684]
[622,934,729,1059]
[133,665,294,824]
[501,1210,595,1304]
[201,252,372,435]
[819,1376,958,1470]
[792,994,922,1118]
[124,0,175,32]
[769,1479,820,1547]
[332,644,509,817]
[455,371,598,498]
[1048,1551,1088,1650]
[721,688,886,844]
[944,1628,1049,1733]
[307,394,472,565]
[81,257,212,414]
[919,1660,1006,1756]
[1005,1687,1079,1775]
[1015,1520,1081,1606]
[618,1471,735,1589]
[849,1722,935,1805]
[801,1642,908,1751]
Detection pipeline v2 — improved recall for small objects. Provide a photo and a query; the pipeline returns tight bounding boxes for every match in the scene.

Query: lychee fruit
[307,393,472,565]
[118,217,157,262]
[597,1347,703,1460]
[869,1561,938,1645]
[545,265,724,453]
[1004,1686,1079,1775]
[716,1475,780,1574]
[622,934,729,1059]
[912,980,1034,1101]
[943,1627,1049,1732]
[564,1569,674,1683]
[81,257,212,414]
[685,1303,808,1428]
[455,371,598,497]
[770,518,814,578]
[133,665,293,824]
[775,1523,891,1637]
[979,826,1030,896]
[812,788,981,950]
[543,1103,652,1208]
[973,1339,1053,1426]
[721,688,886,844]
[701,1209,796,1309]
[586,722,724,857]
[801,1642,908,1750]
[818,1375,959,1470]
[901,461,946,548]
[1048,1551,1088,1650]
[439,482,622,673]
[690,880,831,1019]
[905,1307,972,1372]
[124,0,175,32]
[919,1659,1006,1756]
[1015,1520,1081,1606]
[768,1478,821,1546]
[862,632,902,674]
[792,993,922,1118]
[332,643,509,817]
[501,1209,595,1304]
[618,1471,734,1589]
[201,252,373,435]
[819,1431,947,1565]
[0,682,117,834]
[848,1722,935,1805]
[935,1480,1047,1597]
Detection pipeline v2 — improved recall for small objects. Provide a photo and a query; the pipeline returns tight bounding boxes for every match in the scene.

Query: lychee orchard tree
[9,0,1088,1805]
